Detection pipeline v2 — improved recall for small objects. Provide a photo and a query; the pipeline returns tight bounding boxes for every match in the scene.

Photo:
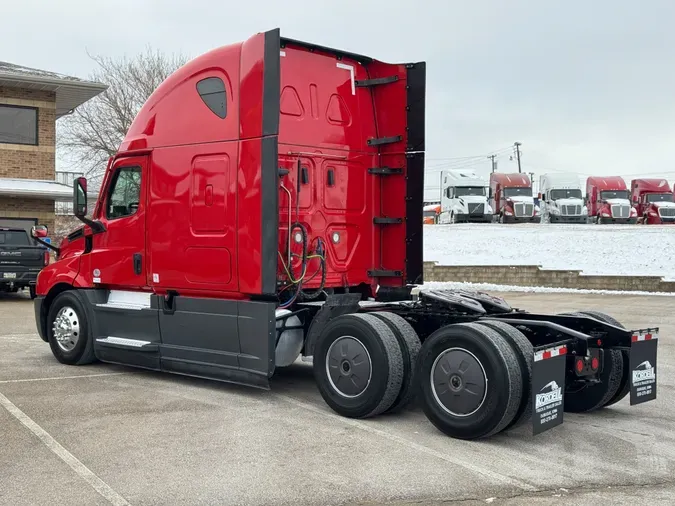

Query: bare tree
[57,47,189,189]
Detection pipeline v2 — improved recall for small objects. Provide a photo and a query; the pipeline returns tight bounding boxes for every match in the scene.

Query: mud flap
[629,330,658,405]
[531,344,567,435]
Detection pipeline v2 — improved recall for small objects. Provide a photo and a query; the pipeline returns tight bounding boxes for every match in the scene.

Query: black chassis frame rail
[485,312,659,354]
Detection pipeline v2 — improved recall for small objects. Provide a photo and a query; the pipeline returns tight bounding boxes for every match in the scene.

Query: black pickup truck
[0,227,47,298]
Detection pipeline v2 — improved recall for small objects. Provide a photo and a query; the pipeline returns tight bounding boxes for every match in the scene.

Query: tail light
[591,357,600,371]
[43,251,50,266]
[575,358,584,373]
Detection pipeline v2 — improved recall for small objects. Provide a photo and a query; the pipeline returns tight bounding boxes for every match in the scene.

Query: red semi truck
[31,29,658,440]
[489,172,540,223]
[585,176,637,224]
[631,178,675,224]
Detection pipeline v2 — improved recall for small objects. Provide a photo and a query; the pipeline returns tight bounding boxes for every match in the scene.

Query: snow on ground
[421,281,675,297]
[423,223,675,280]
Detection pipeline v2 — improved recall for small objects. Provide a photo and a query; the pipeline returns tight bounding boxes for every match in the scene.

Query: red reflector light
[597,339,602,346]
[576,359,584,372]
[43,251,50,266]
[591,357,599,370]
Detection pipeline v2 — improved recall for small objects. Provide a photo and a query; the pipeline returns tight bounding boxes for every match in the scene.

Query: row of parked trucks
[431,170,675,225]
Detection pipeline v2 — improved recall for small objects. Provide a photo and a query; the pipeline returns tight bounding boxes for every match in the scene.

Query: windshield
[550,189,582,200]
[600,190,630,200]
[454,186,485,197]
[0,230,30,246]
[646,193,673,203]
[503,187,532,198]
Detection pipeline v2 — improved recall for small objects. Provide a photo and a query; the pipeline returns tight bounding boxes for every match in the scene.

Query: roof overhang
[0,73,107,118]
[0,178,98,202]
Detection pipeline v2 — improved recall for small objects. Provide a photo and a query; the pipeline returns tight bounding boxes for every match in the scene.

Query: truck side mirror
[74,177,88,217]
[31,225,48,238]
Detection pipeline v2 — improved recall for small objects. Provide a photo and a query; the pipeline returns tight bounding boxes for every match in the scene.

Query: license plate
[3,272,16,279]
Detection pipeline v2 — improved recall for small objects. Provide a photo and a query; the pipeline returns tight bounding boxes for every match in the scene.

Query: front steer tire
[47,291,96,366]
[369,311,421,414]
[418,322,523,440]
[313,313,404,419]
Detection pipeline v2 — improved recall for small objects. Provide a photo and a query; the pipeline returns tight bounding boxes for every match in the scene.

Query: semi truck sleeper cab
[32,28,659,441]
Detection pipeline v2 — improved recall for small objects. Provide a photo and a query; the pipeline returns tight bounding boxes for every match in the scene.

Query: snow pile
[424,223,675,280]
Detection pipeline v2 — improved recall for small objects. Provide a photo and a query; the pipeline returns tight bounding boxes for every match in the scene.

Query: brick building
[0,61,106,236]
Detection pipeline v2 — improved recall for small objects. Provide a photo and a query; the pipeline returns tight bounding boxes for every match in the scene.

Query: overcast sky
[5,1,675,198]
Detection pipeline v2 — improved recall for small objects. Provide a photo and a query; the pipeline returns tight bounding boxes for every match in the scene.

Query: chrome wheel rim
[52,305,81,352]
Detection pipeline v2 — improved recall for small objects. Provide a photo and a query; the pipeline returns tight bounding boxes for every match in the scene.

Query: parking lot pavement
[1,291,674,506]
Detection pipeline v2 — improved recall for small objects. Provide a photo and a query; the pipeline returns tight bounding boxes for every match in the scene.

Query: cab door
[85,155,148,289]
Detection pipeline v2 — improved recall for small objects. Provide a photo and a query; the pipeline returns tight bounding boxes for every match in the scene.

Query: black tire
[577,310,630,407]
[370,311,421,414]
[46,291,96,366]
[29,285,36,299]
[418,322,522,440]
[477,320,533,429]
[313,313,404,419]
[558,311,623,412]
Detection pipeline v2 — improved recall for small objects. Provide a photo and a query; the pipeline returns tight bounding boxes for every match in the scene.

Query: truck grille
[561,205,581,216]
[611,205,630,218]
[659,208,675,217]
[468,203,484,215]
[514,203,533,217]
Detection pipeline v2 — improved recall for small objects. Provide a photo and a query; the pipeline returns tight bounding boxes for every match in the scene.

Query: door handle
[133,253,142,275]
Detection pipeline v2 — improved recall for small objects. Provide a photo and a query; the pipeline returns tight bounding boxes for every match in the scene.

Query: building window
[196,77,227,119]
[0,105,38,145]
[106,166,142,219]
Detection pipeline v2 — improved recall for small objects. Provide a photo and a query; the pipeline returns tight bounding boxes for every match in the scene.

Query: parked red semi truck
[31,29,658,440]
[631,178,675,224]
[585,176,637,224]
[489,172,540,223]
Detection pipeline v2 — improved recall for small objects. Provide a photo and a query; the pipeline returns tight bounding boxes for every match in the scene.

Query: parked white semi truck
[439,170,492,223]
[539,173,588,224]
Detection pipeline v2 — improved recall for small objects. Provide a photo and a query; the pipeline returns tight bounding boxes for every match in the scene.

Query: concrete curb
[423,262,675,293]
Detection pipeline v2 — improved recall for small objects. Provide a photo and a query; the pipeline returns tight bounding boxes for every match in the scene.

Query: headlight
[549,207,560,215]
[630,207,637,216]
[486,205,493,214]
[581,206,588,215]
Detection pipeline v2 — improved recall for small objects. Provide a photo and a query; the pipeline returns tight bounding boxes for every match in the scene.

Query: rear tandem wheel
[475,320,534,430]
[369,311,421,414]
[576,310,631,407]
[558,311,624,412]
[312,313,404,419]
[417,322,523,440]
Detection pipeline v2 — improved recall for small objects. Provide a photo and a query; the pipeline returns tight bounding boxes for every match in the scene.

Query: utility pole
[529,171,536,195]
[488,154,497,173]
[514,142,522,173]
